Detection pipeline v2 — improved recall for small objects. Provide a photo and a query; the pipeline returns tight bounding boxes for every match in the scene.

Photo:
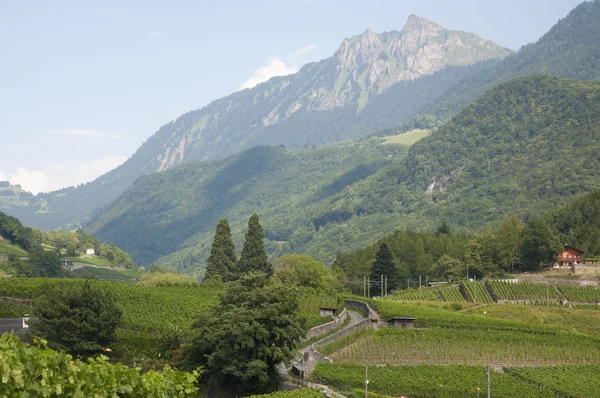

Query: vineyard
[438,285,466,302]
[311,363,557,398]
[0,278,221,333]
[505,365,600,397]
[487,280,562,301]
[557,285,600,303]
[460,281,494,303]
[388,287,439,302]
[326,327,600,366]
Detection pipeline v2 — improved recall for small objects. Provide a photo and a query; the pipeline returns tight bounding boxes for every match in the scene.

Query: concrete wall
[344,299,377,320]
[313,317,371,349]
[302,309,347,341]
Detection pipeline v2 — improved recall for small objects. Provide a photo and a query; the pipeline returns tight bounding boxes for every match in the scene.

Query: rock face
[2,15,510,231]
[143,15,508,170]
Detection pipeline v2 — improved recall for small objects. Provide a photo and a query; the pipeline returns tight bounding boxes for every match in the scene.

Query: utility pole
[486,365,491,398]
[381,274,384,297]
[365,364,368,398]
[385,276,388,296]
[367,277,370,298]
[364,276,366,297]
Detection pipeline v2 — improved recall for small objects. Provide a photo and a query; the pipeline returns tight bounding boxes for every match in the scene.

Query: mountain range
[0,15,509,231]
[3,0,600,277]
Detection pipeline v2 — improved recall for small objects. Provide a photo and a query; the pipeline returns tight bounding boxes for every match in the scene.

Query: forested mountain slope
[0,15,508,231]
[91,75,600,277]
[87,141,406,275]
[402,0,600,131]
[310,74,600,241]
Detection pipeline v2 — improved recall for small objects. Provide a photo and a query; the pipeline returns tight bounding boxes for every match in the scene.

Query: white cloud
[0,171,7,181]
[10,168,50,195]
[7,155,127,194]
[239,57,299,90]
[292,44,317,56]
[51,129,121,140]
[147,31,163,40]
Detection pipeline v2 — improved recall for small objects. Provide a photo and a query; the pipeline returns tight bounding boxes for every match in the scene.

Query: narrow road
[299,310,363,354]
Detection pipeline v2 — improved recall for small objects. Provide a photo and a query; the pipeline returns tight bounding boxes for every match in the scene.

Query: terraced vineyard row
[557,285,600,303]
[298,292,340,315]
[311,363,557,398]
[487,280,563,300]
[438,285,466,302]
[327,327,599,366]
[461,281,494,303]
[505,365,600,397]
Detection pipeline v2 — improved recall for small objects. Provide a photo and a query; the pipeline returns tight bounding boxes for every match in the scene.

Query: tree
[189,274,305,394]
[31,281,122,358]
[430,255,463,280]
[520,217,562,271]
[273,254,336,292]
[238,214,272,276]
[204,219,237,282]
[370,243,397,296]
[435,221,451,236]
[495,215,524,272]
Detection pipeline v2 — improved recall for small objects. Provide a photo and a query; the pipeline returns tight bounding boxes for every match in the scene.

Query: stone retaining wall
[303,309,348,341]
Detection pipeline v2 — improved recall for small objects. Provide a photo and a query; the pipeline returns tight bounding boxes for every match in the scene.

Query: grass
[380,129,430,146]
[0,241,28,257]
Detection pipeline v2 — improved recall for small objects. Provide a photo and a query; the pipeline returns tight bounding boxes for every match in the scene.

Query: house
[556,244,584,267]
[387,317,416,328]
[85,248,95,256]
[319,307,338,317]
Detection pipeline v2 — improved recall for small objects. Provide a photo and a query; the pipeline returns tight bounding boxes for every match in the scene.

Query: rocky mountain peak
[403,14,443,34]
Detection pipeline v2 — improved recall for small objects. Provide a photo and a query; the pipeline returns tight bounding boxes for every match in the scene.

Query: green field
[380,129,431,146]
[0,241,28,257]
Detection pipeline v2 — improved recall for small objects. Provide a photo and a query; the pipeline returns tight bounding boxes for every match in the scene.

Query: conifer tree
[238,213,272,276]
[370,242,397,296]
[204,219,237,282]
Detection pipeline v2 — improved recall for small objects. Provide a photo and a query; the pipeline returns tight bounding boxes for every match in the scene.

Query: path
[298,310,363,355]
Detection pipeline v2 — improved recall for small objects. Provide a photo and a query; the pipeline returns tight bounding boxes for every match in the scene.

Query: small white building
[86,248,95,256]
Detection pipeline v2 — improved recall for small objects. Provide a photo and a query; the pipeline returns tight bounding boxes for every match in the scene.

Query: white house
[86,248,95,256]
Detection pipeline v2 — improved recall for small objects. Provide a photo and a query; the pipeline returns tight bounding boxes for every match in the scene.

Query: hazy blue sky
[0,0,584,193]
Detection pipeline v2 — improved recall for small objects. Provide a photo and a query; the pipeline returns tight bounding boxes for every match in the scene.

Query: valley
[2,0,600,396]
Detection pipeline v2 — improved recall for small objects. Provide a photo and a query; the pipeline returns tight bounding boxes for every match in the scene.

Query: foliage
[204,219,237,282]
[189,274,306,394]
[369,243,397,296]
[520,217,562,270]
[487,280,562,301]
[140,270,197,287]
[0,333,200,397]
[460,281,494,303]
[274,254,337,293]
[31,280,122,358]
[237,214,272,276]
[556,285,600,303]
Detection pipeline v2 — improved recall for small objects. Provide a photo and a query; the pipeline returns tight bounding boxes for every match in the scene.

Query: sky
[0,0,584,194]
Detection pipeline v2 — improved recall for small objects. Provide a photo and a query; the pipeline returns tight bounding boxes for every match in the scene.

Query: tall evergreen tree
[204,219,237,282]
[370,242,397,296]
[238,214,272,276]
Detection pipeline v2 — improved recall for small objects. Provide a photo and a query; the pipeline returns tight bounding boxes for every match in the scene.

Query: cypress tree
[238,213,272,276]
[204,219,237,282]
[370,242,397,296]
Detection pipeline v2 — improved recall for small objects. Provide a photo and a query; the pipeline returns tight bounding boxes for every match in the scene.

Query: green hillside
[88,141,405,276]
[88,75,600,277]
[0,17,507,232]
[0,240,28,257]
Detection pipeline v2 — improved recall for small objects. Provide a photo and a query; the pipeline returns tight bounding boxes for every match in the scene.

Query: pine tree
[204,219,237,282]
[238,214,272,276]
[370,242,397,296]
